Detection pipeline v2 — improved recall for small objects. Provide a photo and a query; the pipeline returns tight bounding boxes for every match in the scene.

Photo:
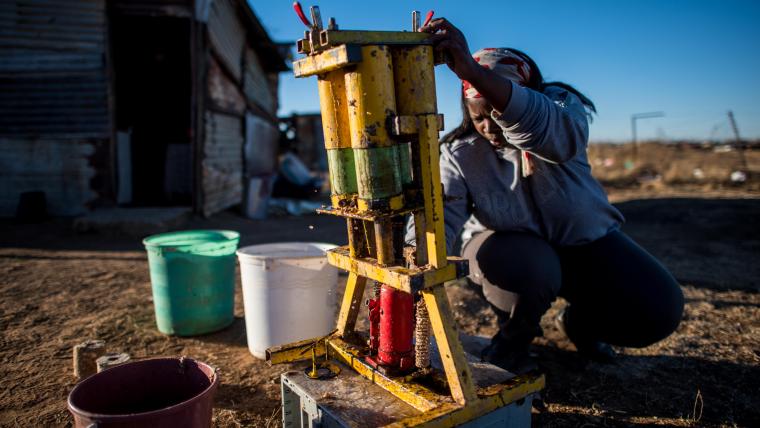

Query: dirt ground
[1,150,759,427]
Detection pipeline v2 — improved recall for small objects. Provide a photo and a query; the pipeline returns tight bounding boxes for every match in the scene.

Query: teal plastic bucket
[143,230,240,336]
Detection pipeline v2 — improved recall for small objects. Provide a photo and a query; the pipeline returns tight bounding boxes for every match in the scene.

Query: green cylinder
[354,146,402,199]
[396,143,412,186]
[327,148,357,195]
[143,230,240,336]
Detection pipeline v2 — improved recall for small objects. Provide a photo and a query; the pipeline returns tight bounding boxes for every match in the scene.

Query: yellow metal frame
[293,44,363,78]
[325,246,467,294]
[319,30,432,49]
[268,29,544,427]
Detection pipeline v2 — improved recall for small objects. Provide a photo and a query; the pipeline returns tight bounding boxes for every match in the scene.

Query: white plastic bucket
[236,242,339,359]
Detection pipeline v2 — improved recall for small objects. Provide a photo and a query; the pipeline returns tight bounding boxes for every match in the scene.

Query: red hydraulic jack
[367,284,416,374]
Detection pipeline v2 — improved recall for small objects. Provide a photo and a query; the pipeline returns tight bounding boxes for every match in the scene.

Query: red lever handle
[423,10,434,27]
[293,2,312,27]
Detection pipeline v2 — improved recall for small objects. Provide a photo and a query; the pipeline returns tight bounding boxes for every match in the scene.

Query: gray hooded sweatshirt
[406,81,624,255]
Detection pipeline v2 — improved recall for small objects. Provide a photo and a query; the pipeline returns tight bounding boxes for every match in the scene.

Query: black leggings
[474,230,684,348]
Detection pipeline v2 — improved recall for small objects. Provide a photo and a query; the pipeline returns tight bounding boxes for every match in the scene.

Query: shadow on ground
[193,317,248,347]
[616,198,760,291]
[533,345,759,427]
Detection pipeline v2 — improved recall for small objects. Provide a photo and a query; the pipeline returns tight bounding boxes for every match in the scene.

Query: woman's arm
[493,84,590,163]
[421,18,589,163]
[420,18,513,112]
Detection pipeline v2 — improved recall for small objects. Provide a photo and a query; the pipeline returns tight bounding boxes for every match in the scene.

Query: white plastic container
[236,242,339,359]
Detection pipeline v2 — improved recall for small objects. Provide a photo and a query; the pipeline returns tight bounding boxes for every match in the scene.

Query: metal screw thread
[415,300,431,368]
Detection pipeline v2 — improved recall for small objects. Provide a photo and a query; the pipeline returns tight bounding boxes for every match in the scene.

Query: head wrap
[463,48,532,99]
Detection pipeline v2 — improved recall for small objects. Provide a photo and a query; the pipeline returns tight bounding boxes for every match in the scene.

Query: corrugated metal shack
[0,0,288,217]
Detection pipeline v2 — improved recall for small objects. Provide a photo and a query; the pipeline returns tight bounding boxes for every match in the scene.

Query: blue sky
[249,1,760,142]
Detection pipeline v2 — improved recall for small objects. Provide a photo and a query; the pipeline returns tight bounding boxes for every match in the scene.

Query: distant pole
[727,110,741,144]
[727,110,747,169]
[630,116,636,146]
[631,111,665,161]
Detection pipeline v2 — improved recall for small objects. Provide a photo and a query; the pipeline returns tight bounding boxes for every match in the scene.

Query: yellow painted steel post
[345,45,397,147]
[319,70,368,262]
[347,218,369,258]
[335,272,368,336]
[393,45,449,268]
[418,114,448,268]
[392,45,439,267]
[344,45,403,210]
[392,46,435,193]
[318,70,357,207]
[373,218,395,266]
[422,284,478,405]
[412,212,429,266]
[392,46,437,114]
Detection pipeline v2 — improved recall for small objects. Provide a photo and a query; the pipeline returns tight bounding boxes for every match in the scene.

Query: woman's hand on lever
[419,18,512,113]
[419,18,478,81]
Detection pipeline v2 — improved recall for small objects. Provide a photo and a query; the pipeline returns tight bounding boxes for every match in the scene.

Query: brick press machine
[266,4,545,427]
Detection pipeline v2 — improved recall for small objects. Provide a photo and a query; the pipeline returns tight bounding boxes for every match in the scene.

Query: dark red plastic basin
[68,357,218,428]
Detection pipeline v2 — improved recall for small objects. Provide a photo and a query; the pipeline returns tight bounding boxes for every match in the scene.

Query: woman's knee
[475,232,562,298]
[647,276,684,344]
[625,275,684,347]
[567,231,685,347]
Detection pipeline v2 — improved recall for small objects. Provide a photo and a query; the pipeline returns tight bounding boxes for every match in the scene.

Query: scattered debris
[73,340,106,381]
[96,353,131,372]
[730,170,747,183]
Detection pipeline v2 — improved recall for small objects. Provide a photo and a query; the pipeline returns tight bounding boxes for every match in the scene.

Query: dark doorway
[111,15,192,206]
